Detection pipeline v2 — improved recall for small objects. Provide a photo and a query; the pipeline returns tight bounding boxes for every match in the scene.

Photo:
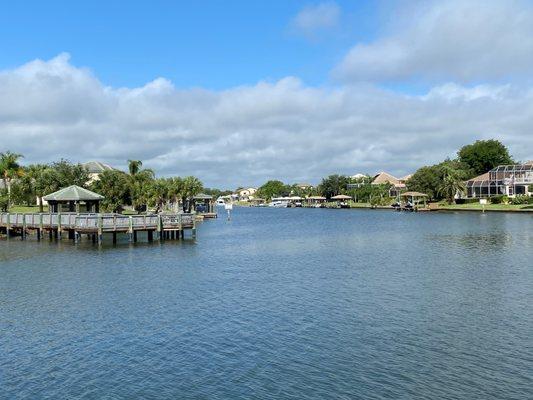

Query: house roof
[372,172,400,185]
[43,185,104,202]
[466,172,490,183]
[401,191,428,197]
[82,161,115,174]
[193,193,213,200]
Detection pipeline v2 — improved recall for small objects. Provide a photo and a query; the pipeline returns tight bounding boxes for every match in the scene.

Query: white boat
[216,196,230,206]
[269,200,288,208]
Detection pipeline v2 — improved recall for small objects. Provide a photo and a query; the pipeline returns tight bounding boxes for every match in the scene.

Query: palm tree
[127,160,143,176]
[182,176,203,212]
[0,151,23,207]
[166,177,184,212]
[438,167,466,203]
[126,160,155,211]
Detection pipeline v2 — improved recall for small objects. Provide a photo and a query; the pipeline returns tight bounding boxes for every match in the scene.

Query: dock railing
[0,212,196,232]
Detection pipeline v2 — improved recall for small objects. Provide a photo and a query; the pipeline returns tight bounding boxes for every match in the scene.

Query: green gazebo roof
[43,185,104,202]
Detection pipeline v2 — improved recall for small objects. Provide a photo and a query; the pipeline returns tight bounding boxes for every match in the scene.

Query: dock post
[6,213,10,238]
[57,213,62,240]
[38,213,43,241]
[112,232,117,244]
[128,216,133,243]
[21,214,26,240]
[192,215,197,239]
[158,215,163,241]
[74,231,79,244]
[147,230,153,242]
[97,214,103,245]
[133,231,138,243]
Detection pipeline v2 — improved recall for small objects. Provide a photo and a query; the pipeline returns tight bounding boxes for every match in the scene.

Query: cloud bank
[291,2,340,36]
[1,53,532,188]
[335,0,533,83]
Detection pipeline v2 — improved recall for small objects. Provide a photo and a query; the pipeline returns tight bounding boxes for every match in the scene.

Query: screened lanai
[466,163,533,198]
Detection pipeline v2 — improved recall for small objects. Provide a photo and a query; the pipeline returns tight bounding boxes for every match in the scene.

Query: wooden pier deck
[0,212,197,245]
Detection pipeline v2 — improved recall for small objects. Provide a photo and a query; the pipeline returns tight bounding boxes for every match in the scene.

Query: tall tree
[91,170,131,213]
[50,160,90,189]
[318,175,350,199]
[256,180,289,201]
[458,140,514,176]
[125,161,155,211]
[182,176,203,212]
[0,151,23,207]
[127,160,143,176]
[437,166,467,203]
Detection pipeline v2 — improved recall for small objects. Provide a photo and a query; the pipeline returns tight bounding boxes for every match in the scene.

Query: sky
[1,0,533,188]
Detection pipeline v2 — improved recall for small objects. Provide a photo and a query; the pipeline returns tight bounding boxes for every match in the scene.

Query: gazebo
[43,185,104,213]
[331,194,352,208]
[192,193,216,216]
[401,191,428,208]
[305,196,327,207]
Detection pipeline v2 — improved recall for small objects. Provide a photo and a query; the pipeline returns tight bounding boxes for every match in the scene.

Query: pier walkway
[0,212,197,244]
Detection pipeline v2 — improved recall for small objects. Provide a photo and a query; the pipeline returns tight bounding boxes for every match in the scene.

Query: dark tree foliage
[318,175,350,199]
[458,139,514,176]
[257,180,290,200]
[50,160,90,189]
[91,170,131,213]
[407,160,471,201]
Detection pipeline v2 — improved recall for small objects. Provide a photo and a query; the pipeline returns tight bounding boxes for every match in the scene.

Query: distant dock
[0,212,197,245]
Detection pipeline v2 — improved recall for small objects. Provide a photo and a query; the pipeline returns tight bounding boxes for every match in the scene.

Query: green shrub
[455,198,480,204]
[511,195,533,205]
[490,195,508,204]
[0,192,8,212]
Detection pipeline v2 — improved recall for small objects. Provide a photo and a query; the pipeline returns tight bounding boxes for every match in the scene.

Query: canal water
[1,208,532,399]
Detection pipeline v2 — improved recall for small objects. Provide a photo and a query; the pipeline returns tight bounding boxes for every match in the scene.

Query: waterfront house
[82,161,116,183]
[465,162,533,198]
[371,172,411,197]
[237,187,257,201]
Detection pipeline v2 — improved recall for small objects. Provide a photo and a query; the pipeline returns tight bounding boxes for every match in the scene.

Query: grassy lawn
[437,203,533,211]
[348,202,373,208]
[8,205,48,213]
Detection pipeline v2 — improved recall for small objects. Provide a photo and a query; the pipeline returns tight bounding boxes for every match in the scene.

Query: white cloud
[291,2,340,36]
[1,55,533,188]
[335,0,533,83]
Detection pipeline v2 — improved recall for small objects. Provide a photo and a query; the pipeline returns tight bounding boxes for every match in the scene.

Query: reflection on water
[1,208,532,399]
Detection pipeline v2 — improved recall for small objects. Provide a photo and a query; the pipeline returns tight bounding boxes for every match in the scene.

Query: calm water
[1,208,532,399]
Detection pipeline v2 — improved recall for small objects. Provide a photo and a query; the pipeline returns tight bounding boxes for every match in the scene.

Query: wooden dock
[0,212,197,245]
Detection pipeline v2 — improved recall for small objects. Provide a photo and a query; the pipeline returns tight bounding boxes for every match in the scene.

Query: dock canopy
[401,191,428,207]
[400,191,428,198]
[43,185,104,213]
[192,193,216,214]
[331,194,352,200]
[193,193,213,200]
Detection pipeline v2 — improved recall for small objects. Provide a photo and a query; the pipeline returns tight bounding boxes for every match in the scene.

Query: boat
[269,200,288,208]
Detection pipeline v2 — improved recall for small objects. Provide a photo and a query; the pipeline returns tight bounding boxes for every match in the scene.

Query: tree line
[253,140,516,204]
[0,153,204,213]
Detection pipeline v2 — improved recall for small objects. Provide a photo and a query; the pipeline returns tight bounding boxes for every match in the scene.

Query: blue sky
[0,1,378,89]
[1,0,533,187]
